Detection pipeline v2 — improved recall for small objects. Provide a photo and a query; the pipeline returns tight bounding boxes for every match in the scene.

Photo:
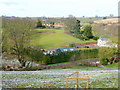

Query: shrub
[99,47,118,65]
[100,58,109,65]
[69,42,75,47]
[24,48,44,63]
[42,55,52,65]
[93,36,99,40]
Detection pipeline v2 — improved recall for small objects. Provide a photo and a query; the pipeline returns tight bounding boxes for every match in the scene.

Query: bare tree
[2,17,35,67]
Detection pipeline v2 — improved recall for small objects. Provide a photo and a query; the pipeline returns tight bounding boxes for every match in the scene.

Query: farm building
[54,23,65,29]
[75,42,97,48]
[56,47,76,53]
[42,49,56,55]
[97,38,117,47]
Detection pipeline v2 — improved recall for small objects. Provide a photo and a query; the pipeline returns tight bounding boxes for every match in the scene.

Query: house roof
[75,42,97,47]
[56,47,76,52]
[98,38,110,41]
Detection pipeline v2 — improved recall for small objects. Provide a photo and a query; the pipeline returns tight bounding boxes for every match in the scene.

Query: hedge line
[24,48,98,65]
[43,48,98,64]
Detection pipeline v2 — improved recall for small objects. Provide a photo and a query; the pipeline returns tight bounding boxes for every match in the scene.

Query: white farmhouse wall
[97,38,117,47]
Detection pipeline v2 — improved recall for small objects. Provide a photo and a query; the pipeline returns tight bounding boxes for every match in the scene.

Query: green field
[80,23,90,26]
[105,63,118,70]
[77,17,103,23]
[30,29,96,49]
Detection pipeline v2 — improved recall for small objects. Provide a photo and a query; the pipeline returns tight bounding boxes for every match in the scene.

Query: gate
[66,72,89,88]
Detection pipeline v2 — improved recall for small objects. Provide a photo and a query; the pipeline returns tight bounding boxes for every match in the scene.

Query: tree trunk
[112,57,117,64]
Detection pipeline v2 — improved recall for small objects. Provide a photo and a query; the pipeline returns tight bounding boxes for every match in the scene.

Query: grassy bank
[105,63,118,70]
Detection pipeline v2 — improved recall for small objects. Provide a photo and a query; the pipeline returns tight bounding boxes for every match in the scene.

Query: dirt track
[41,59,100,69]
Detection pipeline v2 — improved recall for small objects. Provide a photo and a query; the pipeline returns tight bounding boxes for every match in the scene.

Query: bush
[42,55,52,65]
[100,58,108,65]
[93,36,99,40]
[78,35,89,40]
[69,42,75,47]
[24,48,44,63]
[99,47,118,65]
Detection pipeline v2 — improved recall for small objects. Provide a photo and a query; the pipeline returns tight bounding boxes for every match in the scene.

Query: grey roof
[56,47,76,52]
[99,38,110,41]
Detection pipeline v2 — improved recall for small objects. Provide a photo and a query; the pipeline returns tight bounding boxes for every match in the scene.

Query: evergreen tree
[83,25,93,39]
[36,19,42,28]
[50,22,55,28]
[74,20,81,35]
[65,16,81,37]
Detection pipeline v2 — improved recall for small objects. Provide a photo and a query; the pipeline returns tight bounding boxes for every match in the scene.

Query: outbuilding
[56,47,76,53]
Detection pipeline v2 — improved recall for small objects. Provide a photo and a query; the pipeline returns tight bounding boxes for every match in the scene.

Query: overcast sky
[0,0,119,17]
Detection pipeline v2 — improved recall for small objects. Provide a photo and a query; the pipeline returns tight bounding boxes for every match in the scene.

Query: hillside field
[30,29,96,49]
[92,18,119,43]
[93,18,118,24]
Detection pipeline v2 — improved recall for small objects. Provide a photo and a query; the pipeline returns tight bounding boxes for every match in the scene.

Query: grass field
[93,18,118,24]
[92,18,119,43]
[30,29,96,49]
[77,17,103,23]
[80,23,90,26]
[105,63,118,70]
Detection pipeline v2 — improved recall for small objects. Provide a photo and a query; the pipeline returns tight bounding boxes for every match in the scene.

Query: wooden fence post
[76,72,79,88]
[66,78,68,88]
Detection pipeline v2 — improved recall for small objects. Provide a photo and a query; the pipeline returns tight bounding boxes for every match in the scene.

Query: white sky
[0,0,119,17]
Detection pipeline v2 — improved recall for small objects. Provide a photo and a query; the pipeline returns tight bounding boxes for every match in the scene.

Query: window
[64,49,67,51]
[70,49,74,51]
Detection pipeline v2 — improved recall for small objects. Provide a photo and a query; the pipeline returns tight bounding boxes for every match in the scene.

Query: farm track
[41,59,113,70]
[1,55,111,71]
[41,59,100,69]
[1,69,118,74]
[98,65,113,70]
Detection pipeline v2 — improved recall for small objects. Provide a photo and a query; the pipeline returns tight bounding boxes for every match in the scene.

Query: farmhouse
[97,38,117,47]
[54,23,64,29]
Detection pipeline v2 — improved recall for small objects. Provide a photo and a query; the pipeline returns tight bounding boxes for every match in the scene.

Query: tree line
[64,16,99,40]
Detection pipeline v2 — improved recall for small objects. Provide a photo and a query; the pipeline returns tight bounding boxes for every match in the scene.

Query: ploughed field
[2,69,118,88]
